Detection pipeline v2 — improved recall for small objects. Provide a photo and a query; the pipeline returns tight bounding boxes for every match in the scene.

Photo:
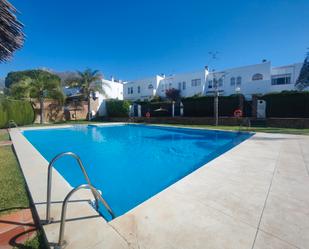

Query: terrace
[3,123,309,249]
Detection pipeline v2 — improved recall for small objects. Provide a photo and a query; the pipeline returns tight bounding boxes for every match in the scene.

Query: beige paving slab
[259,135,309,249]
[259,192,309,249]
[253,230,299,249]
[9,125,309,249]
[171,169,270,227]
[111,188,257,249]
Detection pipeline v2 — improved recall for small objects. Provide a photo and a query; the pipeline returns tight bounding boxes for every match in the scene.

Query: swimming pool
[23,124,251,220]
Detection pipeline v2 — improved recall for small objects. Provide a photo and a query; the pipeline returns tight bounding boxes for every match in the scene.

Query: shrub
[182,95,243,117]
[0,98,34,128]
[0,103,8,128]
[106,100,131,117]
[165,88,181,101]
[261,91,309,118]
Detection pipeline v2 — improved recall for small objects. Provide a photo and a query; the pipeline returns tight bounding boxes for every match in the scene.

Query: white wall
[96,79,124,116]
[205,61,302,98]
[270,63,303,93]
[205,62,271,98]
[120,61,303,102]
[123,76,163,101]
[157,70,207,98]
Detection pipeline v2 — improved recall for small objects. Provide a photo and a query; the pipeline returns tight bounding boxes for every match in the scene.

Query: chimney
[111,76,114,82]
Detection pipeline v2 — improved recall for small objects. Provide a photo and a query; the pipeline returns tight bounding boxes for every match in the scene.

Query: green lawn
[0,129,10,141]
[161,124,309,135]
[0,130,46,249]
[20,120,309,135]
[0,145,29,213]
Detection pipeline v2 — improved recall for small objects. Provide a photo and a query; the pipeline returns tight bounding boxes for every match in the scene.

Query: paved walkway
[10,126,309,249]
[0,209,37,249]
[110,132,309,249]
[0,141,12,146]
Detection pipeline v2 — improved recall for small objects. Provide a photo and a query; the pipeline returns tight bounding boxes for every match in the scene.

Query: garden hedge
[106,100,131,117]
[261,91,309,118]
[182,95,243,117]
[0,98,34,128]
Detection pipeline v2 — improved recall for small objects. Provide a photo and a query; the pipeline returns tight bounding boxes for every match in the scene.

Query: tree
[65,69,109,120]
[9,77,32,100]
[0,0,25,62]
[7,70,63,124]
[295,50,309,90]
[165,88,181,102]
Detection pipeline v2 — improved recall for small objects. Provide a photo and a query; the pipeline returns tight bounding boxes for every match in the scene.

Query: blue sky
[1,0,309,80]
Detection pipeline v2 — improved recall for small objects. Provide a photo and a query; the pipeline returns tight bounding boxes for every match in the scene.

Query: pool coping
[9,123,309,249]
[9,123,131,249]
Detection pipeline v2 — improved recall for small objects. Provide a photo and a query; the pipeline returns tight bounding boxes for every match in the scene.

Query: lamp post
[213,72,227,126]
[235,86,242,130]
[214,80,219,126]
[235,86,241,109]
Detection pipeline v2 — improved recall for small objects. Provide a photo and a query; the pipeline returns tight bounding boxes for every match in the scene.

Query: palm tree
[65,69,109,120]
[0,0,25,62]
[29,72,64,124]
[9,71,63,124]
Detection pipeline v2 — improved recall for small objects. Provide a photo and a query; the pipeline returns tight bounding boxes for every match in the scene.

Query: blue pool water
[23,124,251,220]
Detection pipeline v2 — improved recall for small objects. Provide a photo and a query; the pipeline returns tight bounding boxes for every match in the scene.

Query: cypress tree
[296,50,309,90]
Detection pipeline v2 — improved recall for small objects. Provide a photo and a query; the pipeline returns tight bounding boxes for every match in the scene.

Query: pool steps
[45,152,115,249]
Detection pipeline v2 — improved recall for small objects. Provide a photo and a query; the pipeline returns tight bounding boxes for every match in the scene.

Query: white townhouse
[123,75,164,101]
[95,78,124,116]
[157,70,208,98]
[122,60,303,101]
[205,61,303,98]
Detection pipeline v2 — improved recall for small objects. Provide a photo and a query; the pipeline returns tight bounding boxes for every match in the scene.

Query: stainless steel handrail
[57,184,115,248]
[46,152,99,223]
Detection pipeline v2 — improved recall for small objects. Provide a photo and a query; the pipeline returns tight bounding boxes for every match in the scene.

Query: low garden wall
[101,116,309,129]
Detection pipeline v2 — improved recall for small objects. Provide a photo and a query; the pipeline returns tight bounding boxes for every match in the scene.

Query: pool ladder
[45,152,115,248]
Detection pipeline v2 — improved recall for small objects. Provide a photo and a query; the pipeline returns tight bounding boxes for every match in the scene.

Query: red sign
[234,109,243,118]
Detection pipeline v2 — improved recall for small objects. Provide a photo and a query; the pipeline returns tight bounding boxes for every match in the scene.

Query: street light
[213,72,227,126]
[214,79,219,126]
[235,86,242,131]
[235,86,241,109]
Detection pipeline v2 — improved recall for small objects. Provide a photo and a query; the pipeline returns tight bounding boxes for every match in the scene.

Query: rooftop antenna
[206,51,220,71]
[208,51,219,60]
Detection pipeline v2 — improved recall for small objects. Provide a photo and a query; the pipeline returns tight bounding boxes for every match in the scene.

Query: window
[236,76,242,85]
[137,86,140,93]
[218,78,223,87]
[252,73,263,81]
[182,81,186,90]
[230,77,235,86]
[208,80,213,89]
[148,84,153,89]
[127,87,133,94]
[271,74,291,85]
[191,78,201,87]
[178,82,182,90]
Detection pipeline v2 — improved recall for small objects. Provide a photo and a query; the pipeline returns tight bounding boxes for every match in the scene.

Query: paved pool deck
[9,124,309,249]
